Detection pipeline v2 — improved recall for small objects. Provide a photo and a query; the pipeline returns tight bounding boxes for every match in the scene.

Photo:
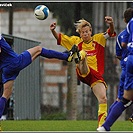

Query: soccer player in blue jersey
[97,7,133,131]
[107,29,129,116]
[107,28,133,122]
[0,34,76,121]
[115,30,129,100]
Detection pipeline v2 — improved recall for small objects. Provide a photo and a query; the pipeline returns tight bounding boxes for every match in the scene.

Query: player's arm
[115,34,123,60]
[115,45,122,59]
[50,22,78,50]
[105,16,116,37]
[121,28,129,48]
[50,22,59,40]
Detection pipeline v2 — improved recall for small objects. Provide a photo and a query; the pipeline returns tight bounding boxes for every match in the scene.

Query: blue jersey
[116,29,129,71]
[0,34,32,83]
[115,29,129,99]
[0,35,19,69]
[123,18,133,91]
[123,18,133,54]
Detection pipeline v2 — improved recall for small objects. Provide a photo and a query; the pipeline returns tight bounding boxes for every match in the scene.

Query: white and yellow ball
[34,5,49,20]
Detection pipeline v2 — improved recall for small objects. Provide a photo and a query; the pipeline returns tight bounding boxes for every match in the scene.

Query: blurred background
[0,2,133,121]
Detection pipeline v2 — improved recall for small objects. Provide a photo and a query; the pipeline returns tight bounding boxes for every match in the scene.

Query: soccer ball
[34,5,49,20]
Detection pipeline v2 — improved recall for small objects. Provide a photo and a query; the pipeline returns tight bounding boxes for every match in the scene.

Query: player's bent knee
[121,97,133,108]
[100,97,107,104]
[77,62,89,75]
[37,46,42,51]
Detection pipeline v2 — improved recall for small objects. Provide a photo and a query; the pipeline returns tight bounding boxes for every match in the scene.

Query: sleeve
[93,33,106,47]
[57,33,80,50]
[128,19,133,41]
[107,28,116,37]
[116,35,122,57]
[103,28,116,39]
[122,28,129,44]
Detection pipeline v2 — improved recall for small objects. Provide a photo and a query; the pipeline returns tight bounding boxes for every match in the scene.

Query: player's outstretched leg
[40,46,77,62]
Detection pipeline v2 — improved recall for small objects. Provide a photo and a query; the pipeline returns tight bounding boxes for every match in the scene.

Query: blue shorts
[124,55,133,90]
[2,51,32,84]
[118,70,125,99]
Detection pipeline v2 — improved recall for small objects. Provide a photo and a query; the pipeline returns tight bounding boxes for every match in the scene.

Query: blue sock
[0,97,7,118]
[107,101,118,116]
[40,48,68,61]
[103,101,126,131]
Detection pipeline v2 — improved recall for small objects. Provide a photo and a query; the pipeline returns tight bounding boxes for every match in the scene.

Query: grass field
[1,120,133,132]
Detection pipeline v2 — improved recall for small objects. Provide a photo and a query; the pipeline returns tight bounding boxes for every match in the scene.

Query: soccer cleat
[67,45,78,62]
[97,126,107,132]
[74,49,87,64]
[129,115,133,123]
[73,46,81,64]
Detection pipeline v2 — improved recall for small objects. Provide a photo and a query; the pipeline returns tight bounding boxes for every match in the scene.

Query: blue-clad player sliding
[0,34,76,123]
[97,7,133,131]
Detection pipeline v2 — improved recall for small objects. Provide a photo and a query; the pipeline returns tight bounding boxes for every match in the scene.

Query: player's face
[80,26,92,43]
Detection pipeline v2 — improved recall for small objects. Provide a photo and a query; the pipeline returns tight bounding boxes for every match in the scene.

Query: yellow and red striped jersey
[57,33,107,75]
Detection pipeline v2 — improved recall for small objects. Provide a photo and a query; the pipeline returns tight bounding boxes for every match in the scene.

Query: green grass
[1,120,133,131]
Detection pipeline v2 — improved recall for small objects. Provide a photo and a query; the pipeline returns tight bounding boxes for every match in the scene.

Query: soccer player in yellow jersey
[50,16,116,128]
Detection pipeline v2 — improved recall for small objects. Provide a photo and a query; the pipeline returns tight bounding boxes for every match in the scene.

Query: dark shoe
[74,48,81,64]
[129,115,133,123]
[67,45,78,62]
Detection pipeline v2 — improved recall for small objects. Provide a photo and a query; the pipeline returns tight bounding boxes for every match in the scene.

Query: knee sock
[0,97,7,118]
[103,101,126,131]
[40,48,68,61]
[107,101,118,117]
[98,103,107,127]
[79,50,86,60]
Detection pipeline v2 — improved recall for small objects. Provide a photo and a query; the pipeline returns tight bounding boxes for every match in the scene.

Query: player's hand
[105,16,113,24]
[50,22,56,31]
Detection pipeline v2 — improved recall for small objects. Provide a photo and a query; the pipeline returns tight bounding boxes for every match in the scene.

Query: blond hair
[74,19,92,33]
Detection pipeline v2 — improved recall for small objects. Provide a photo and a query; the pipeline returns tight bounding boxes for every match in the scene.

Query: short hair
[74,19,92,33]
[124,7,133,23]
